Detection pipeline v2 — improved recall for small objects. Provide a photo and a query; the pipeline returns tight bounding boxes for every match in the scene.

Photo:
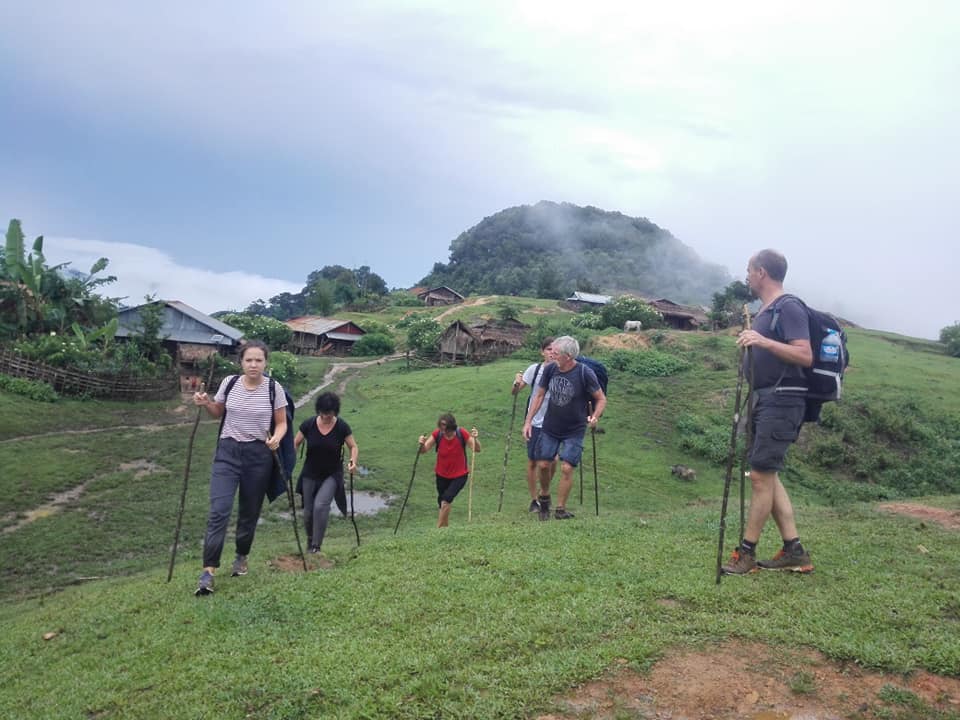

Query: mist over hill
[420,201,730,304]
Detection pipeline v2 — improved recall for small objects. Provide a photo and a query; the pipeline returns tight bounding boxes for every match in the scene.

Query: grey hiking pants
[202,438,273,568]
[301,474,337,550]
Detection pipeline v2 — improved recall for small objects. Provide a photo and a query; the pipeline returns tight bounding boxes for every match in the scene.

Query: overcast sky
[2,1,957,338]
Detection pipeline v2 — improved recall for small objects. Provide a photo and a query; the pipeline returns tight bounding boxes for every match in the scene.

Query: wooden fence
[0,348,179,401]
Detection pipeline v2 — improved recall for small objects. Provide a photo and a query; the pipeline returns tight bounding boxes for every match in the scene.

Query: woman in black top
[293,392,358,566]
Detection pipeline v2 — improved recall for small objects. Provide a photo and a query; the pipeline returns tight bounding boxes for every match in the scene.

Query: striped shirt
[214,376,288,442]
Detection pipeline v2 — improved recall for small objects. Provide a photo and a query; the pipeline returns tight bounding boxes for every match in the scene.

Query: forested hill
[419,201,731,304]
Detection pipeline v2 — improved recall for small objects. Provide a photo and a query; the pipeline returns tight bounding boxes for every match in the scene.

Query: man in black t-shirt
[721,249,815,575]
[522,335,606,521]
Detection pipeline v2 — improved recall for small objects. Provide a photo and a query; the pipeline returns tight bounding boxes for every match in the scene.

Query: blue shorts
[533,430,584,467]
[527,426,545,461]
[749,391,805,472]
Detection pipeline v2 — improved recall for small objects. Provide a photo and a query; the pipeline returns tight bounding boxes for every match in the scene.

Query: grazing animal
[671,464,696,481]
[623,320,643,332]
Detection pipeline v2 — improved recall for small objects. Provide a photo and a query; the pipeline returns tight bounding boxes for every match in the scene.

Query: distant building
[564,291,612,311]
[285,317,366,356]
[645,298,709,331]
[116,300,244,392]
[439,318,529,363]
[417,286,465,307]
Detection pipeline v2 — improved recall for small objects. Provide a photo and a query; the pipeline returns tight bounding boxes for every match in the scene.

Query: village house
[285,316,366,356]
[115,300,244,392]
[417,286,465,307]
[564,291,612,311]
[645,298,709,331]
[438,318,529,363]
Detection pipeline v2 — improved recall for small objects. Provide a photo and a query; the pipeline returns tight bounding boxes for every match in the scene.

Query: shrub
[218,313,293,348]
[267,350,300,388]
[604,349,690,377]
[0,373,58,402]
[358,320,393,338]
[352,333,395,356]
[390,291,423,307]
[599,296,663,330]
[406,317,443,356]
[939,322,960,357]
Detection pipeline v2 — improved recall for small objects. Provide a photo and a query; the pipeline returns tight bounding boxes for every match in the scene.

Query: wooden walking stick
[349,470,360,546]
[591,427,599,516]
[498,390,520,512]
[167,360,215,582]
[467,428,478,522]
[394,441,424,534]
[716,305,751,584]
[274,449,308,571]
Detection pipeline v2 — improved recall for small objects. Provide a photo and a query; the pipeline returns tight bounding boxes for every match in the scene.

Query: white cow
[623,320,643,332]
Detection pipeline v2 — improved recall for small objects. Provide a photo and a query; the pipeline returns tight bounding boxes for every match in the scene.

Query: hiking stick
[167,361,215,582]
[274,449,307,572]
[394,442,423,534]
[738,347,755,546]
[716,305,751,585]
[591,427,599,516]
[468,434,478,522]
[498,390,520,512]
[349,470,360,546]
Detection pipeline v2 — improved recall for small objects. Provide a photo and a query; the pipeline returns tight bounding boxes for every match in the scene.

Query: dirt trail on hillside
[433,296,491,322]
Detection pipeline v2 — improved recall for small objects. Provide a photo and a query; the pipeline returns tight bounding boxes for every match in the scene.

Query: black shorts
[748,391,805,472]
[436,474,468,506]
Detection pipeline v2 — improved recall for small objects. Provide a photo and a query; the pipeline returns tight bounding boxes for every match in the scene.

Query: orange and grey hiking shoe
[757,549,814,573]
[720,549,758,575]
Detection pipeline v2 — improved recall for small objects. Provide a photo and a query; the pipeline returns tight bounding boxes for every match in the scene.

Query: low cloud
[42,237,302,315]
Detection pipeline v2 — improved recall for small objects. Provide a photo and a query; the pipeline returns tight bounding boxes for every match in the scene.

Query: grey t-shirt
[747,295,810,390]
[522,362,551,428]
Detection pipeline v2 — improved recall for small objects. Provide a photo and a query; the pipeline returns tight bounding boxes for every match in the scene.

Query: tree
[352,332,395,356]
[940,322,960,358]
[709,280,754,329]
[406,317,442,356]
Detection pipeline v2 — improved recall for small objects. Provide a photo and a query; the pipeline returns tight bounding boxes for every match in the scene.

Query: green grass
[1,316,959,718]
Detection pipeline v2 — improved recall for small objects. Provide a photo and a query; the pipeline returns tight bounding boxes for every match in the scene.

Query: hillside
[419,201,730,304]
[1,312,959,718]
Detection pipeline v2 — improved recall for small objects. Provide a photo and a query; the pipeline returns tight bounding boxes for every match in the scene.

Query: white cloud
[42,237,302,315]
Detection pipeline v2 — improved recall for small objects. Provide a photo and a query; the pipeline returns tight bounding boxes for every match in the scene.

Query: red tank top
[433,428,469,479]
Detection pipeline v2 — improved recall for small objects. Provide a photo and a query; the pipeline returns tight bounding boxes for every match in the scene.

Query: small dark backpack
[770,294,849,422]
[434,427,468,458]
[576,355,609,395]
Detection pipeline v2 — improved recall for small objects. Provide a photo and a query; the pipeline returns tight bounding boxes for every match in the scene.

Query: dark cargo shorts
[748,391,805,472]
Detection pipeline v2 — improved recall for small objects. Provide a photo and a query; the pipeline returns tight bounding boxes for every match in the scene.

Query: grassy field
[1,320,958,718]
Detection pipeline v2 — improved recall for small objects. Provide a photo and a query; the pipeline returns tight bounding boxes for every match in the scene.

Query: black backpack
[220,374,296,501]
[770,294,849,422]
[434,427,468,458]
[576,355,609,395]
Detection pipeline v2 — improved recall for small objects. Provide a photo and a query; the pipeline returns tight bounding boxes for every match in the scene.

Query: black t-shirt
[747,295,810,390]
[299,416,352,480]
[539,362,600,438]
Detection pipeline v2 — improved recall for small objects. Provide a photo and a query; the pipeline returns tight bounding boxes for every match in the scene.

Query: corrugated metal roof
[115,301,243,345]
[326,332,362,342]
[286,317,352,335]
[566,292,611,304]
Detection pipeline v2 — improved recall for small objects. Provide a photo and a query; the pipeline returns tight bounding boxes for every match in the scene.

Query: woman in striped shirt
[191,340,288,596]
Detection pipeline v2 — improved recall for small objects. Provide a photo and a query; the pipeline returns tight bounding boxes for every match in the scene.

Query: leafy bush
[406,317,443,356]
[0,373,58,402]
[599,296,663,330]
[218,313,293,348]
[390,291,423,307]
[604,349,690,377]
[352,333,395,356]
[358,320,393,338]
[675,413,729,464]
[571,313,605,329]
[267,350,301,388]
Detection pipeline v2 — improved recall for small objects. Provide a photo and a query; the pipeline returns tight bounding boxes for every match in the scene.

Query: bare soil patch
[593,333,652,351]
[269,554,335,572]
[878,503,960,530]
[538,640,960,719]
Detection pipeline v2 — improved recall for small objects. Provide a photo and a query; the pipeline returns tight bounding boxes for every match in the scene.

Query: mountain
[420,201,730,304]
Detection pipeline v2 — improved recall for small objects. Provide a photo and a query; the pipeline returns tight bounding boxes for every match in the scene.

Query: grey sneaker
[757,549,814,573]
[231,555,248,577]
[537,496,551,521]
[195,570,214,596]
[720,549,758,575]
[528,499,540,513]
[554,507,575,520]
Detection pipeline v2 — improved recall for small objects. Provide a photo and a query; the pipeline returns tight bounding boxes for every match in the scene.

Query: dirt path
[433,296,491,322]
[292,356,398,408]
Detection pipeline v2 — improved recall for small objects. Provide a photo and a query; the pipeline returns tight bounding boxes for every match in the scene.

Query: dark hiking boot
[538,496,551,521]
[231,555,248,577]
[758,549,814,573]
[528,499,540,513]
[720,549,758,575]
[195,570,214,596]
[554,507,575,520]
[308,546,320,554]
